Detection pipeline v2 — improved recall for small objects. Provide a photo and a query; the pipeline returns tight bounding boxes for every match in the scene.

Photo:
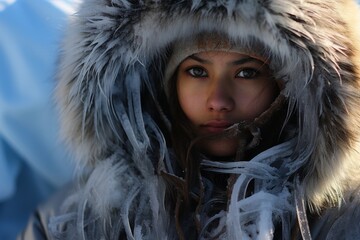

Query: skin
[176,51,279,157]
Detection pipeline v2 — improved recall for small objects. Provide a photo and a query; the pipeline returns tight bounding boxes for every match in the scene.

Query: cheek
[239,82,278,119]
[177,81,203,124]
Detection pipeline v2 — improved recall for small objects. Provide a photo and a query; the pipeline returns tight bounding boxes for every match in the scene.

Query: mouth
[200,120,234,134]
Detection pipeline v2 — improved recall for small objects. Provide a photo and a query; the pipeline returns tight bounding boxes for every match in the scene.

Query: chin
[199,138,239,158]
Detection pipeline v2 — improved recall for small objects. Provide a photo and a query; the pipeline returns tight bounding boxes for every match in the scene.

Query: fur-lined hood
[55,0,360,239]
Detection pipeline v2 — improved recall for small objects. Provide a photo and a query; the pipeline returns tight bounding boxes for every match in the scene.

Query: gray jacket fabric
[19,0,360,239]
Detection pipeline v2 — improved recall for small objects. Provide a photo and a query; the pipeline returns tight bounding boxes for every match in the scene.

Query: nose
[206,78,235,112]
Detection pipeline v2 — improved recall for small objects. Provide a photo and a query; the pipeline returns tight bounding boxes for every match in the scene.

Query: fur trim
[55,0,360,238]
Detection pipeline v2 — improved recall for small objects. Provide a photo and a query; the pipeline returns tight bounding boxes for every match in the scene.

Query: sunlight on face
[176,51,279,157]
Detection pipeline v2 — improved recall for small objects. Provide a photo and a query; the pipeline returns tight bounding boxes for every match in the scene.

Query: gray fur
[54,0,360,239]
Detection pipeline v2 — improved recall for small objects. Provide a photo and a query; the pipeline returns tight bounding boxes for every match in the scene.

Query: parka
[19,0,360,239]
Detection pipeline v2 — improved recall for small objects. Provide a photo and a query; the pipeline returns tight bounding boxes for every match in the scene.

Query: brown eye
[187,67,208,77]
[236,68,259,79]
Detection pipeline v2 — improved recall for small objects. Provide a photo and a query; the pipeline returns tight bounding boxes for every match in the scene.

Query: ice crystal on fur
[52,0,360,239]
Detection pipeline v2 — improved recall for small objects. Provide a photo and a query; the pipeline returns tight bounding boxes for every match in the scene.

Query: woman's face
[176,51,278,157]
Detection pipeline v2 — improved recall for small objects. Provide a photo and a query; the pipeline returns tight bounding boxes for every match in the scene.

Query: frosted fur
[200,141,298,239]
[54,0,360,239]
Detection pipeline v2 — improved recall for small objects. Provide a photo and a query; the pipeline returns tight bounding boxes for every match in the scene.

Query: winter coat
[19,0,360,239]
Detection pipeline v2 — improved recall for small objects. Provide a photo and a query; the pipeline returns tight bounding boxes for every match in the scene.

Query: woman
[19,0,360,239]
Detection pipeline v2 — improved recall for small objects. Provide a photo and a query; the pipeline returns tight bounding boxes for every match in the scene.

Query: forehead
[195,51,246,59]
[183,51,268,65]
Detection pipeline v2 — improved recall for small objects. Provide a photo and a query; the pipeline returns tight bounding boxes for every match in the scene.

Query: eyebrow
[189,54,265,66]
[189,55,211,64]
[231,57,263,66]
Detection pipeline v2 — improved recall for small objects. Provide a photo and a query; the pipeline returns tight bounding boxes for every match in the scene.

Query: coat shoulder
[17,183,76,240]
[312,190,360,240]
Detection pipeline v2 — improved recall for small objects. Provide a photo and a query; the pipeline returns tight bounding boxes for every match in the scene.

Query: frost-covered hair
[52,0,360,239]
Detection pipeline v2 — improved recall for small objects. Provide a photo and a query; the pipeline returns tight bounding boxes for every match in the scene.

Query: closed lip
[200,120,233,133]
